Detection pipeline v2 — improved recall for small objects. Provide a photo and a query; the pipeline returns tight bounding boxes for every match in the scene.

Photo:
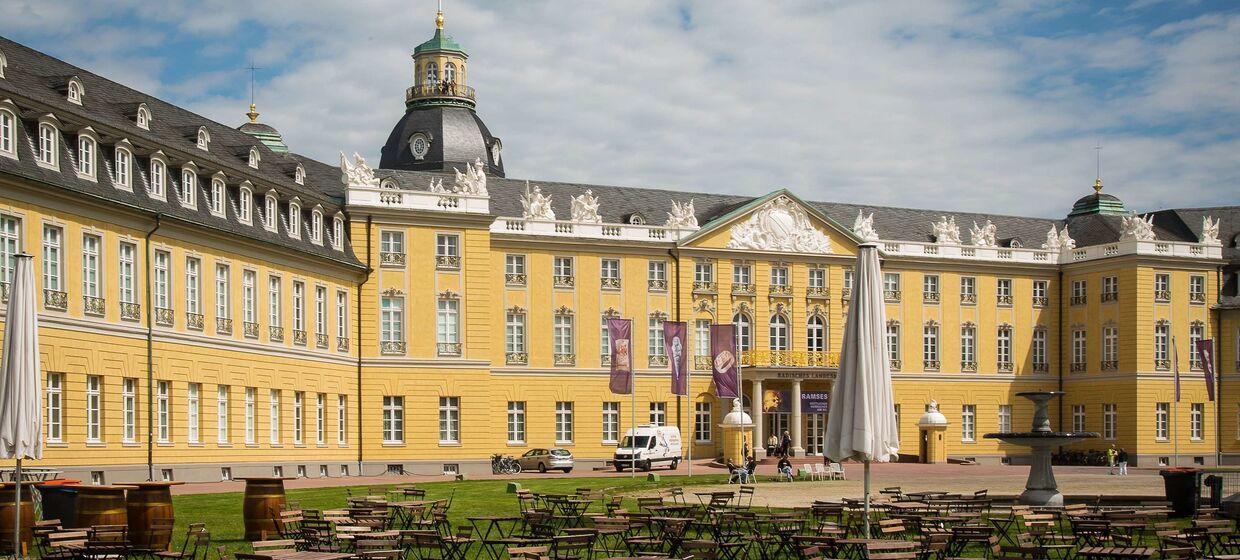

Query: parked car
[517,448,574,473]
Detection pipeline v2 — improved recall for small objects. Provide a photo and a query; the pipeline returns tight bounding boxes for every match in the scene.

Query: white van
[613,424,682,471]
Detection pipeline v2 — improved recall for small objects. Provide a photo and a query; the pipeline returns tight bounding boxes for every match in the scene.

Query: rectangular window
[960,276,976,301]
[46,373,62,443]
[996,278,1012,304]
[808,268,825,290]
[843,268,854,294]
[293,281,305,333]
[1102,276,1118,301]
[41,225,62,292]
[1190,403,1203,440]
[1189,275,1205,302]
[602,402,619,443]
[554,313,574,359]
[553,256,574,284]
[76,136,92,176]
[122,378,137,443]
[380,297,403,343]
[187,383,200,444]
[435,233,459,258]
[507,401,526,444]
[1032,329,1048,369]
[695,402,712,442]
[268,276,282,328]
[1103,403,1117,440]
[153,250,170,311]
[1072,405,1086,433]
[1103,326,1118,365]
[439,396,460,444]
[886,322,900,365]
[118,242,136,304]
[214,264,230,321]
[733,264,751,286]
[242,271,256,324]
[315,286,327,336]
[923,274,939,301]
[505,312,526,354]
[336,290,348,341]
[217,385,229,444]
[649,402,666,426]
[960,325,976,366]
[998,404,1012,434]
[648,316,666,359]
[997,327,1012,368]
[85,375,101,443]
[156,380,170,443]
[185,258,200,315]
[1072,329,1087,368]
[1189,323,1205,369]
[81,234,101,299]
[382,396,404,443]
[648,260,667,289]
[601,258,621,287]
[269,389,281,444]
[1154,322,1170,364]
[770,266,789,286]
[882,273,900,298]
[961,405,976,442]
[1032,280,1048,306]
[695,320,711,359]
[1155,402,1169,440]
[1154,273,1171,300]
[337,395,348,445]
[505,254,526,281]
[555,401,574,444]
[293,391,304,444]
[0,215,20,289]
[922,323,939,367]
[380,231,404,261]
[1071,280,1087,304]
[693,261,713,284]
[245,387,256,444]
[436,298,460,345]
[38,124,56,166]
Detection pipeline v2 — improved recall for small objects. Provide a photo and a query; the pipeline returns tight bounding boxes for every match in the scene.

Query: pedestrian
[1117,448,1129,476]
[1106,444,1117,475]
[780,430,792,456]
[766,434,778,457]
[777,455,794,482]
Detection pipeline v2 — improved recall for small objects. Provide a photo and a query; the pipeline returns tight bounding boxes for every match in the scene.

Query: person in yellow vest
[1106,444,1118,475]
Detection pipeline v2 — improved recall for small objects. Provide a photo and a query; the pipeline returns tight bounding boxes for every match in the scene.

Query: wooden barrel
[0,482,36,554]
[74,486,128,528]
[241,478,288,541]
[122,482,183,550]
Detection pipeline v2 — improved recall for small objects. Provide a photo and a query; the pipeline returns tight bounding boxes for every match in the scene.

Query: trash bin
[1159,468,1201,517]
[1203,475,1223,509]
[35,479,80,525]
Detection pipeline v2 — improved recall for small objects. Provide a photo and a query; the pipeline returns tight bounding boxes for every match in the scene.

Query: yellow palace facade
[1,14,1238,482]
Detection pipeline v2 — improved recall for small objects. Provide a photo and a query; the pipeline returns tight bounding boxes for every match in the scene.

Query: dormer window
[332,214,345,250]
[294,164,305,185]
[0,50,7,79]
[628,214,645,225]
[238,183,253,225]
[37,120,59,168]
[179,165,198,208]
[263,191,278,231]
[310,206,324,245]
[288,198,302,239]
[149,153,167,199]
[66,77,84,105]
[136,104,151,130]
[76,132,96,179]
[113,144,133,190]
[209,175,226,217]
[248,147,260,169]
[195,127,210,151]
[0,104,16,159]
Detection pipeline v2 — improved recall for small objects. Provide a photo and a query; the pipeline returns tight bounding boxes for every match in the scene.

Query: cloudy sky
[2,0,1237,217]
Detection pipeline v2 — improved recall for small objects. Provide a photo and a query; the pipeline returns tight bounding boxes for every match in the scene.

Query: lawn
[171,474,735,554]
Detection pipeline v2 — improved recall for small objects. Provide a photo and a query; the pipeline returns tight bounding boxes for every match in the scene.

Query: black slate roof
[0,36,362,270]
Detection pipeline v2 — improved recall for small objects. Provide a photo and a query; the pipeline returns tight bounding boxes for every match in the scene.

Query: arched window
[732,312,752,352]
[769,314,789,351]
[210,176,226,216]
[294,165,305,185]
[807,315,826,352]
[0,108,16,158]
[264,191,278,231]
[425,62,439,85]
[248,147,260,169]
[310,207,324,244]
[113,145,132,189]
[136,104,151,130]
[332,215,345,250]
[149,156,166,199]
[238,184,253,224]
[444,62,456,83]
[76,134,95,178]
[67,78,83,105]
[180,166,197,207]
[196,127,210,150]
[37,122,59,167]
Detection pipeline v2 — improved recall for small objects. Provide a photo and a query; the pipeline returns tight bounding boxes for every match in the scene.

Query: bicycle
[491,454,522,475]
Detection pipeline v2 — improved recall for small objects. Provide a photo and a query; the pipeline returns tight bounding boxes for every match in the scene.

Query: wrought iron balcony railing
[806,286,829,299]
[120,302,141,321]
[1032,296,1048,308]
[43,289,67,311]
[186,312,204,330]
[85,296,107,317]
[553,275,575,288]
[732,283,756,296]
[269,326,284,342]
[923,291,940,303]
[506,352,527,365]
[960,293,977,304]
[506,273,527,286]
[316,333,330,349]
[379,252,406,267]
[435,255,460,270]
[601,277,622,290]
[380,341,406,355]
[437,342,462,357]
[648,279,667,292]
[553,353,576,366]
[405,82,476,104]
[216,318,233,335]
[293,329,308,346]
[337,337,350,352]
[244,322,260,339]
[692,281,716,294]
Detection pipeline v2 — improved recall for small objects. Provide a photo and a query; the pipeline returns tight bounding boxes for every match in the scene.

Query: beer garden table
[1076,547,1156,560]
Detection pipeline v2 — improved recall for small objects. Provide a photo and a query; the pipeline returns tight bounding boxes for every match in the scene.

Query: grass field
[171,474,735,554]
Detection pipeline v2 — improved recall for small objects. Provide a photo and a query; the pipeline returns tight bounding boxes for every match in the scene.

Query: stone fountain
[984,391,1097,506]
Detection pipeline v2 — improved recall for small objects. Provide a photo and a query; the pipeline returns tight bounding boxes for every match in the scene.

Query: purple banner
[710,324,739,399]
[1197,340,1215,402]
[608,318,633,394]
[663,321,688,396]
[801,391,830,414]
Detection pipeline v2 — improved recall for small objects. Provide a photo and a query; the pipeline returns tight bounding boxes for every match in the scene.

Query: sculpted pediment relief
[725,195,832,254]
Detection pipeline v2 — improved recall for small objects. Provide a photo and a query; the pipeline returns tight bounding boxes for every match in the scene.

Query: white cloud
[8,0,1238,217]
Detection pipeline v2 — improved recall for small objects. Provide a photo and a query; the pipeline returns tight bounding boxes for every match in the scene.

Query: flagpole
[1172,336,1179,467]
[687,355,693,477]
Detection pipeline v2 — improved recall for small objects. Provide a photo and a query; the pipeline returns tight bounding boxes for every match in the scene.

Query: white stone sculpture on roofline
[1042,224,1077,251]
[339,152,380,188]
[452,158,488,196]
[428,177,447,193]
[852,210,879,242]
[521,181,555,221]
[931,215,962,244]
[969,219,997,247]
[1120,213,1156,241]
[1201,216,1221,245]
[665,199,698,229]
[570,189,602,223]
[725,195,831,253]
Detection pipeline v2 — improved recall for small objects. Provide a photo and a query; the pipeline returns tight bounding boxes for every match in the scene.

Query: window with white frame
[1102,276,1118,301]
[242,271,256,325]
[996,326,1013,369]
[1072,405,1086,433]
[1189,322,1205,369]
[649,402,666,426]
[85,375,102,443]
[439,396,460,444]
[997,278,1012,304]
[336,290,348,341]
[122,378,137,443]
[185,257,200,315]
[649,315,666,358]
[268,276,281,329]
[136,105,150,130]
[554,312,574,359]
[380,296,403,344]
[960,276,976,301]
[923,274,939,300]
[196,127,209,150]
[885,322,901,365]
[922,321,939,368]
[180,167,196,207]
[602,402,620,443]
[695,320,711,359]
[808,268,825,291]
[215,264,230,320]
[883,272,900,299]
[288,201,301,239]
[1103,403,1117,440]
[695,402,712,442]
[769,314,789,351]
[0,214,20,288]
[807,315,826,353]
[507,401,526,444]
[118,242,136,305]
[553,256,574,284]
[998,404,1012,433]
[245,387,256,444]
[599,316,611,361]
[505,311,526,355]
[76,134,95,178]
[337,394,347,444]
[113,146,132,189]
[37,122,58,167]
[436,297,460,349]
[843,268,854,294]
[555,401,574,444]
[1189,275,1205,302]
[960,324,976,367]
[1155,402,1169,440]
[263,192,278,231]
[217,385,229,444]
[1072,329,1087,369]
[206,178,225,217]
[1032,280,1048,305]
[248,147,259,169]
[382,396,404,443]
[505,254,525,282]
[239,186,252,224]
[694,261,713,284]
[648,260,666,288]
[153,250,169,311]
[187,383,200,443]
[41,225,62,294]
[771,265,789,287]
[1154,273,1171,300]
[292,281,305,334]
[315,286,328,337]
[1190,403,1203,440]
[332,215,344,250]
[1071,279,1086,304]
[310,209,323,244]
[269,389,282,444]
[295,165,305,184]
[67,78,83,104]
[961,405,976,442]
[1032,328,1048,369]
[733,263,751,286]
[157,380,171,443]
[601,258,621,287]
[293,391,304,444]
[1154,321,1170,366]
[380,231,403,262]
[734,313,752,352]
[0,108,15,158]
[1103,326,1118,366]
[46,373,63,442]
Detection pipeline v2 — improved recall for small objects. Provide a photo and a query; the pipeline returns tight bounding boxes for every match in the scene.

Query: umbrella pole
[863,460,870,539]
[13,457,21,559]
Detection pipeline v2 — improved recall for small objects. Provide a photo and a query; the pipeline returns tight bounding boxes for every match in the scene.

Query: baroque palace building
[1,11,1239,482]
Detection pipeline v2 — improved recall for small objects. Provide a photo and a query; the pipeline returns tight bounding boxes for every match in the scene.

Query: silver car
[517,448,574,473]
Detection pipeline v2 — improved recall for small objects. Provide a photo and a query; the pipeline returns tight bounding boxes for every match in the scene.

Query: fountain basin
[984,392,1098,506]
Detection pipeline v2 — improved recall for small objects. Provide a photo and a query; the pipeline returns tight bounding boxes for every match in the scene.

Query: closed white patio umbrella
[825,244,899,538]
[1,254,42,558]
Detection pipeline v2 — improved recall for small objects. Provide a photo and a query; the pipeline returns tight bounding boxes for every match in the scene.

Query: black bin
[1203,475,1223,509]
[1159,468,1201,517]
[35,481,80,525]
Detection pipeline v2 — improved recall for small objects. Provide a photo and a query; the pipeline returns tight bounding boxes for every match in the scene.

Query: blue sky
[2,0,1237,217]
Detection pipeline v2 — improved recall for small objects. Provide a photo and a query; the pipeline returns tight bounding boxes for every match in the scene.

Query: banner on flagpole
[607,318,633,394]
[1197,340,1216,402]
[710,324,739,398]
[663,321,688,396]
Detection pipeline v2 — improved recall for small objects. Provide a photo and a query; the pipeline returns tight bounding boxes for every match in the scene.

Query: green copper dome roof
[1068,180,1127,217]
[415,29,465,55]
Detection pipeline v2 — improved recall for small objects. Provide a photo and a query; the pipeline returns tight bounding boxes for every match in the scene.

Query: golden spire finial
[1093,178,1103,194]
[436,0,444,29]
[246,103,259,123]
